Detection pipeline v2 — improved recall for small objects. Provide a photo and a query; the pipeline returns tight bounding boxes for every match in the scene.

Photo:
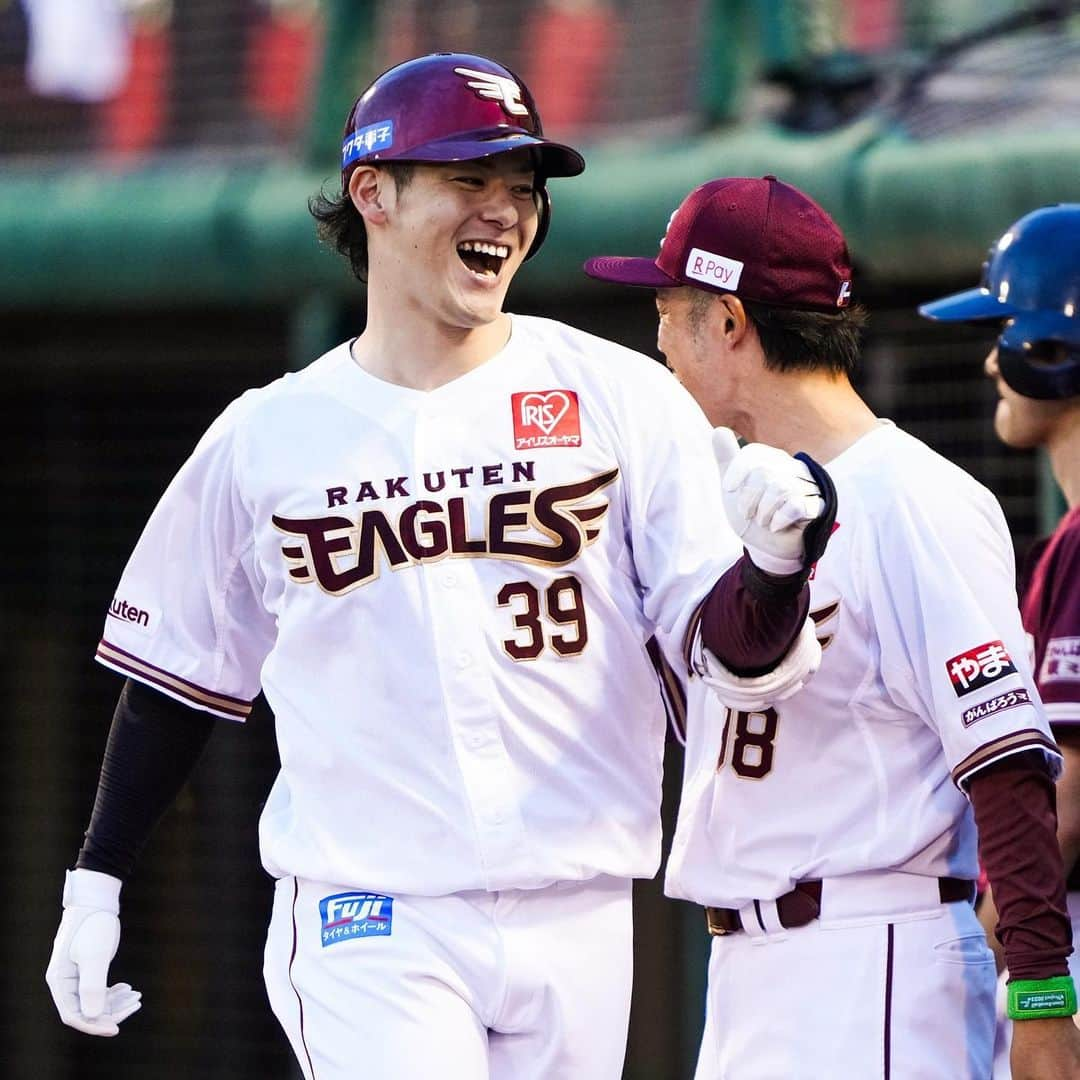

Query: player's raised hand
[712,427,837,577]
[45,869,141,1036]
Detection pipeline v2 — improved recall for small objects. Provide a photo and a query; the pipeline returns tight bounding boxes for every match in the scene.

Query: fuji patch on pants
[318,891,393,946]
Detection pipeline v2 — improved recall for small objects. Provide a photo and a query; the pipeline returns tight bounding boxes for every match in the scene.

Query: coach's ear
[715,294,749,345]
[349,166,389,224]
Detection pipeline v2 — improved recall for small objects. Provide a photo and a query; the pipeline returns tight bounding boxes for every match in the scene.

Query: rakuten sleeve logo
[946,640,1017,697]
[107,597,156,636]
[511,390,581,449]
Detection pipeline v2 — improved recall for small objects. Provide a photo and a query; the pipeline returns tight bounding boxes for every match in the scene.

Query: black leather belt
[705,876,976,937]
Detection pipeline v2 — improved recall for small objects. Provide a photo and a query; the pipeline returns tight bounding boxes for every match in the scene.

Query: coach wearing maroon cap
[585,174,862,442]
[587,177,1080,1080]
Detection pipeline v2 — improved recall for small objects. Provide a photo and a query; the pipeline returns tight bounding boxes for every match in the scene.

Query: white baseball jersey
[96,315,741,896]
[666,420,1061,910]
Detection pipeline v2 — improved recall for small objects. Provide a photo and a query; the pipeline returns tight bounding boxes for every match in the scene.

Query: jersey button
[441,572,457,587]
[456,651,472,668]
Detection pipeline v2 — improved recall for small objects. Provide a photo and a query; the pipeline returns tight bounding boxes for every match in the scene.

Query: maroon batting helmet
[340,52,585,259]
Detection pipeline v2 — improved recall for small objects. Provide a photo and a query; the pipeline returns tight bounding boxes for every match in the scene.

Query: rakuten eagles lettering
[273,468,618,594]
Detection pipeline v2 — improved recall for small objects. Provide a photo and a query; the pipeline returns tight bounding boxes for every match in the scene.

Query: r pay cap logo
[319,891,393,946]
[684,248,744,290]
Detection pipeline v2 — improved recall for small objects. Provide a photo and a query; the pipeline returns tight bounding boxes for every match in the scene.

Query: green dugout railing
[1,0,1078,310]
[0,0,1073,532]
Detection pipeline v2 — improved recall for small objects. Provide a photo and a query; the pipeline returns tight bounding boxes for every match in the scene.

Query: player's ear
[349,166,389,224]
[717,295,749,344]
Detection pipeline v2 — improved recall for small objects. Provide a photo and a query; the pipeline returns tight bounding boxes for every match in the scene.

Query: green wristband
[1006,976,1078,1020]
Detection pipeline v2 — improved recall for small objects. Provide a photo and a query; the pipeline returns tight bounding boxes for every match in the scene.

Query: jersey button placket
[414,402,526,883]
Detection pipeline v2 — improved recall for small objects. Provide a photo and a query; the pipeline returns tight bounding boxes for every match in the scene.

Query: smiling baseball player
[586,175,1080,1079]
[44,55,837,1079]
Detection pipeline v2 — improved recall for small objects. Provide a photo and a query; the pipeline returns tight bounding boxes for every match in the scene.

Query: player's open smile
[457,239,511,281]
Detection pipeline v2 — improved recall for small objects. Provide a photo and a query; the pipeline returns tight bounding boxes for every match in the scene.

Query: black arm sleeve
[75,679,216,882]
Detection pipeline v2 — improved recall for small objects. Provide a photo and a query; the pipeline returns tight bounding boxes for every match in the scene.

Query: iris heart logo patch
[511,390,582,449]
[520,391,570,434]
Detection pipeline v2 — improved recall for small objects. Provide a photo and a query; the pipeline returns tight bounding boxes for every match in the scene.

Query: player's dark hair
[308,163,416,282]
[740,297,868,375]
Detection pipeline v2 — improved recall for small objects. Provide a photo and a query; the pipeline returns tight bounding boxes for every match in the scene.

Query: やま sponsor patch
[946,641,1017,697]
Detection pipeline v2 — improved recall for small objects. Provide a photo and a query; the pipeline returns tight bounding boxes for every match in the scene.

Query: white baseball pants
[263,873,633,1080]
[694,872,997,1079]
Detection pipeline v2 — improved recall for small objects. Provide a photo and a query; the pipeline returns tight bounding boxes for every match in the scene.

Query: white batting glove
[45,869,141,1036]
[713,427,827,576]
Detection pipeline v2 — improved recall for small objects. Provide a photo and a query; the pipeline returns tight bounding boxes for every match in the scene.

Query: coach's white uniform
[95,315,743,1079]
[667,421,1061,1080]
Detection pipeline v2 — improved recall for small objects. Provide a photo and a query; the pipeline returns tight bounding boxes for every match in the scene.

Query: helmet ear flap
[997,323,1080,400]
[525,186,552,261]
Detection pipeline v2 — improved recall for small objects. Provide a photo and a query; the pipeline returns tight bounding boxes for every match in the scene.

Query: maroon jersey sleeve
[969,750,1072,981]
[1021,507,1080,892]
[1022,507,1080,726]
[696,557,809,676]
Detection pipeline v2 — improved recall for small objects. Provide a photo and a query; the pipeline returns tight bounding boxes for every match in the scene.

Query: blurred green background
[3,1,1078,1077]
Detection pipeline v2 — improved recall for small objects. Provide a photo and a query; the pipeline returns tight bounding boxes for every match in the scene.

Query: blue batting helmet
[919,204,1080,400]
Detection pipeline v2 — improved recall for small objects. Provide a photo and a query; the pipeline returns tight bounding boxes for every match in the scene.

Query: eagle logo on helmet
[454,66,530,118]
